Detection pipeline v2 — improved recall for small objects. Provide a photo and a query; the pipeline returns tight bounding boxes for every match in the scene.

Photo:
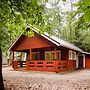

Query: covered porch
[12,47,68,72]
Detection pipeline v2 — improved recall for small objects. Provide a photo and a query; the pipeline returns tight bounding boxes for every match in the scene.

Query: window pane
[69,50,73,60]
[45,51,61,60]
[73,51,76,60]
[45,52,49,60]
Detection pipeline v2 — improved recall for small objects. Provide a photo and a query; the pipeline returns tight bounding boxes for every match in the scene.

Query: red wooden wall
[85,55,90,68]
[67,50,76,71]
[67,60,76,70]
[11,33,55,51]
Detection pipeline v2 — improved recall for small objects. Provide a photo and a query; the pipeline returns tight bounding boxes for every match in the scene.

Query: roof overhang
[82,52,90,55]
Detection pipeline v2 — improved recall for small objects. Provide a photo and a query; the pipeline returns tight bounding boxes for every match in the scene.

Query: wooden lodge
[9,29,90,73]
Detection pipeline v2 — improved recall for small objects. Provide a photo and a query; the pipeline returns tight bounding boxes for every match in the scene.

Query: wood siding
[67,60,76,70]
[11,33,55,51]
[85,55,90,68]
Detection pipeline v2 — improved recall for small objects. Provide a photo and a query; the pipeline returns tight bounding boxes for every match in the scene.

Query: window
[45,51,54,60]
[69,50,76,60]
[73,51,76,60]
[32,52,40,60]
[69,50,73,60]
[45,51,61,60]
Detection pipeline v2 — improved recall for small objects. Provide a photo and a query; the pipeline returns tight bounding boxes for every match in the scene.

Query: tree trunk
[0,46,5,90]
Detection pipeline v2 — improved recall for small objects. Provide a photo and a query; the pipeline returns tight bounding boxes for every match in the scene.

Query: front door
[78,56,83,68]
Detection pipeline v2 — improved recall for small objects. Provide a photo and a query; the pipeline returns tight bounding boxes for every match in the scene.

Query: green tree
[0,0,50,89]
[73,0,90,51]
[46,0,90,52]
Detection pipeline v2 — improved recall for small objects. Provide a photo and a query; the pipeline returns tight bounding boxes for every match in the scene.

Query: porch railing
[13,60,67,72]
[57,60,67,72]
[26,60,67,72]
[13,61,26,69]
[26,60,56,72]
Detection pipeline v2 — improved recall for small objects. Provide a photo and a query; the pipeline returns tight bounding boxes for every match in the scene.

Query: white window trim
[45,51,53,60]
[69,50,73,60]
[73,51,76,60]
[45,51,61,60]
[76,54,85,68]
[23,53,27,61]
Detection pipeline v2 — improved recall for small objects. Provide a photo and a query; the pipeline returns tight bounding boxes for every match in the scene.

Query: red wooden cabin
[9,30,90,72]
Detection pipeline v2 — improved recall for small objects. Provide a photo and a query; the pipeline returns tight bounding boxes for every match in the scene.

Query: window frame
[69,50,73,60]
[73,51,76,60]
[45,51,61,60]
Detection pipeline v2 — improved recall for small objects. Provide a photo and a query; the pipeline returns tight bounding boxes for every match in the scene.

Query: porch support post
[30,49,32,60]
[12,51,14,68]
[54,47,57,60]
[54,47,58,72]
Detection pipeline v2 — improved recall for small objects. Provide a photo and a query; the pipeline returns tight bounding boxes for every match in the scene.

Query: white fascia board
[82,52,90,55]
[41,34,60,46]
[60,44,83,52]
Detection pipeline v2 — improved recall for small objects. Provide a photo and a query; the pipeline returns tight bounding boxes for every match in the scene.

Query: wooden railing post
[55,60,58,73]
[12,51,14,68]
[54,47,58,72]
[13,61,18,70]
[26,61,29,70]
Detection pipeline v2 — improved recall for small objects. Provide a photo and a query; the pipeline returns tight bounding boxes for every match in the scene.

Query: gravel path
[2,66,90,90]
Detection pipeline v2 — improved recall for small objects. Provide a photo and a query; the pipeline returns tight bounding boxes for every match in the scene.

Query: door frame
[76,54,85,69]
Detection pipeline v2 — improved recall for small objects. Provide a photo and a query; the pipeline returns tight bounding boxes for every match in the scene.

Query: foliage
[0,0,51,55]
[0,0,90,53]
[77,0,90,23]
[0,0,50,89]
[73,0,90,51]
[46,0,90,52]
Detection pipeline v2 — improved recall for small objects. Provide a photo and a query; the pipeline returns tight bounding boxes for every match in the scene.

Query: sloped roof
[42,32,83,52]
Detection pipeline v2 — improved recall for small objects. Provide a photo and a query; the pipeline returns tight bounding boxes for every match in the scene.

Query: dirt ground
[2,66,90,90]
